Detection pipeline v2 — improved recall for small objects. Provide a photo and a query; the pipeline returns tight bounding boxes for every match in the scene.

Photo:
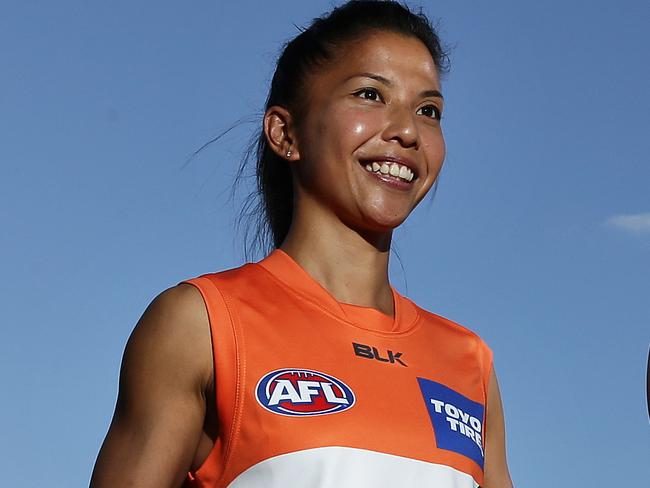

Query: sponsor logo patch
[417,377,485,468]
[256,368,355,416]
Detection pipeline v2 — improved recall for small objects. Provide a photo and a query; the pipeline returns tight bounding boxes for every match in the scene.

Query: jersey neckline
[256,249,420,334]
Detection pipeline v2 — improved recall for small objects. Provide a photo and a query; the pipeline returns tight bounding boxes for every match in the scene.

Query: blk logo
[352,342,407,367]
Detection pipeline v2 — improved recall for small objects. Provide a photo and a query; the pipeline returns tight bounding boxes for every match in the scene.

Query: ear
[263,105,300,161]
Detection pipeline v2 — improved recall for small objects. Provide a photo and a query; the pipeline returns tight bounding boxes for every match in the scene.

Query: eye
[353,87,383,102]
[417,104,442,120]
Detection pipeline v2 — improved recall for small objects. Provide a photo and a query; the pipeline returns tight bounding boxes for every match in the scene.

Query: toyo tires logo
[417,377,486,468]
[255,368,355,416]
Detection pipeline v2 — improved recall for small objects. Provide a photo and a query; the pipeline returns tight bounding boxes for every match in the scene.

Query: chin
[358,208,410,233]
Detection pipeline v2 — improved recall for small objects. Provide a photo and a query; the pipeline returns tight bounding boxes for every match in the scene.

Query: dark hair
[240,0,449,257]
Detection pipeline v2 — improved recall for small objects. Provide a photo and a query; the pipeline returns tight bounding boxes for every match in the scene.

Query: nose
[381,105,419,149]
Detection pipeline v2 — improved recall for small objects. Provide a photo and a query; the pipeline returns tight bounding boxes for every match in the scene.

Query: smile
[362,161,415,182]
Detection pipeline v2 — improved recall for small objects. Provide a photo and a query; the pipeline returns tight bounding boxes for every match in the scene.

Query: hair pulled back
[243,0,448,256]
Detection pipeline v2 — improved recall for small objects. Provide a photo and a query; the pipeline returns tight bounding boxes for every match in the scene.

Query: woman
[91,1,513,487]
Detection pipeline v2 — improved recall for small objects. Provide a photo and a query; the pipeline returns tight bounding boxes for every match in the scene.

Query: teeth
[364,160,415,182]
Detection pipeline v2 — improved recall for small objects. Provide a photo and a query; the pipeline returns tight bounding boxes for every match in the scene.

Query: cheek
[422,130,446,174]
[321,107,384,151]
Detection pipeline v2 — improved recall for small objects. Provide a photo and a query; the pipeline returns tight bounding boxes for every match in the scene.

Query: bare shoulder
[125,284,212,370]
[135,284,209,338]
[125,283,212,389]
[90,284,212,488]
[139,283,209,336]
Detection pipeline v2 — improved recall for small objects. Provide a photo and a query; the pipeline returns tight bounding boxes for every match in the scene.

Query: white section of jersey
[227,446,480,488]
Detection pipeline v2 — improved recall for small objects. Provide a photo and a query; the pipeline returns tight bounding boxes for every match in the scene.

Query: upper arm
[90,284,213,488]
[483,367,514,488]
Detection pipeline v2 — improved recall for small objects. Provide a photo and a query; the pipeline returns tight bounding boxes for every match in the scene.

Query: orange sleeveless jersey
[183,250,493,488]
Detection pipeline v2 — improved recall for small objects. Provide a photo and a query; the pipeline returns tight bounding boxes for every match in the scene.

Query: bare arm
[90,284,213,488]
[483,367,514,488]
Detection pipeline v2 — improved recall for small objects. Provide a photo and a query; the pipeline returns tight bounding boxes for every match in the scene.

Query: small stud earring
[286,149,292,158]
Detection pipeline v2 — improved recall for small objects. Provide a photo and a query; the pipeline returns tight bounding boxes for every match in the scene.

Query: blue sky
[1,1,648,486]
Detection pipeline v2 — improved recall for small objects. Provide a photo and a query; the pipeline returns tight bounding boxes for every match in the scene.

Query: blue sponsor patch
[417,377,485,468]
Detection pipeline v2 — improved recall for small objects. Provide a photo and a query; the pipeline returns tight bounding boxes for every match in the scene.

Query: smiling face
[277,30,446,233]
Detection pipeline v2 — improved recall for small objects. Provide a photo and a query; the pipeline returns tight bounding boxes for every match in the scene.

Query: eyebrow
[348,72,444,100]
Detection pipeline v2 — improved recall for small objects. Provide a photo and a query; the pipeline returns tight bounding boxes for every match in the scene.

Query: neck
[280,201,395,317]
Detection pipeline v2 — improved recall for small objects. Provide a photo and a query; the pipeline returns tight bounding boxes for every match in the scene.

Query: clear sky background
[1,1,648,486]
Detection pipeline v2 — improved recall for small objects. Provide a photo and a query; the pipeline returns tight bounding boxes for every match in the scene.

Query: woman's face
[292,30,446,232]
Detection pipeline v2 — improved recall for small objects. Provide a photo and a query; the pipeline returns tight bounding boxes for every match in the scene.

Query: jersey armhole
[181,276,243,486]
[478,338,494,463]
[480,340,494,401]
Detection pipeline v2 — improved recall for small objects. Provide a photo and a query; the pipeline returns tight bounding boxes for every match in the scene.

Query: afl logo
[255,368,355,416]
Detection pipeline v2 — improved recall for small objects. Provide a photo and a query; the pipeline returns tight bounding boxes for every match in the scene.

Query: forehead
[319,31,441,89]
